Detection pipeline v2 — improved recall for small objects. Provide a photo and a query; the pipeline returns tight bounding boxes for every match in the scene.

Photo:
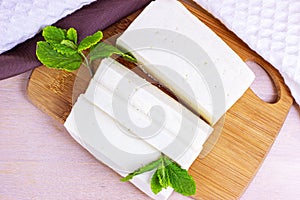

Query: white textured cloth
[0,0,95,54]
[194,0,300,105]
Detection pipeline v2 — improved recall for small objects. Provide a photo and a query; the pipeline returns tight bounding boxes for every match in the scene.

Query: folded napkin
[0,0,152,80]
[0,0,96,54]
[194,0,300,105]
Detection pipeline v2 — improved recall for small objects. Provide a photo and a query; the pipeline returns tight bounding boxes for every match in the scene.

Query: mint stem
[79,52,93,77]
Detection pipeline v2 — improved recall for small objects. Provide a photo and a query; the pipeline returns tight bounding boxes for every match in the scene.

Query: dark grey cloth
[0,0,151,80]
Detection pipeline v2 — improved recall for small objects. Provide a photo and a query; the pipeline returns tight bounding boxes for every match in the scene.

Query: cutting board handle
[247,56,293,107]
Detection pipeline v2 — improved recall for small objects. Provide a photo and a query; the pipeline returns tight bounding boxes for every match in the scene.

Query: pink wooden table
[1,61,300,199]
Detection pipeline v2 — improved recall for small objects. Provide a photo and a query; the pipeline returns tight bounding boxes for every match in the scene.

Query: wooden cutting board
[27,0,293,199]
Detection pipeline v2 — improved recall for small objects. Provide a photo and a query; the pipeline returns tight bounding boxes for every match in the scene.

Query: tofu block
[116,0,255,125]
[64,95,173,200]
[86,58,213,169]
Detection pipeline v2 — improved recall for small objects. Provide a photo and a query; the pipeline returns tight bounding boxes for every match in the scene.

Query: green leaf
[61,39,78,50]
[120,157,162,182]
[36,41,82,71]
[89,42,137,63]
[51,43,77,55]
[123,52,137,63]
[67,28,78,44]
[89,42,122,60]
[78,31,103,52]
[151,170,163,194]
[42,26,66,44]
[156,157,170,188]
[165,158,196,196]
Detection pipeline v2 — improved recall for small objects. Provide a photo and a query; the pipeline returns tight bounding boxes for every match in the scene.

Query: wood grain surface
[24,0,294,199]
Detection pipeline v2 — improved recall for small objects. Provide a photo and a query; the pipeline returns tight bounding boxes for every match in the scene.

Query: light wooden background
[1,61,300,200]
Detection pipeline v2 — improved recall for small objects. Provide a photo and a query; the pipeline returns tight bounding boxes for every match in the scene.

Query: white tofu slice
[116,0,255,125]
[64,95,173,200]
[86,58,213,169]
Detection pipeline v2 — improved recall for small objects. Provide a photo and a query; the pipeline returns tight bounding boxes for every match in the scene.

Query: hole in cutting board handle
[246,60,278,103]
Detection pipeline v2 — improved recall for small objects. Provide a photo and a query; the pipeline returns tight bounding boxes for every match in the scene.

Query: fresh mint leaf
[51,43,77,55]
[120,157,162,182]
[36,41,82,71]
[67,28,78,44]
[123,52,137,63]
[78,31,103,52]
[151,170,163,194]
[89,42,123,60]
[42,26,66,44]
[156,157,170,188]
[89,42,137,63]
[165,158,196,196]
[60,39,78,50]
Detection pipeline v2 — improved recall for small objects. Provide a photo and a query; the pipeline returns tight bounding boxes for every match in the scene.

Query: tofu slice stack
[86,58,212,169]
[65,58,213,200]
[116,0,255,125]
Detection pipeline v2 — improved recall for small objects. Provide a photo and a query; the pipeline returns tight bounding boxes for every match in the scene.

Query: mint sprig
[36,26,136,74]
[121,155,196,196]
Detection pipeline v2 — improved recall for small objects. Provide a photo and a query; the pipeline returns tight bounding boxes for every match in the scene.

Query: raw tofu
[85,58,213,169]
[116,0,255,125]
[64,95,173,200]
